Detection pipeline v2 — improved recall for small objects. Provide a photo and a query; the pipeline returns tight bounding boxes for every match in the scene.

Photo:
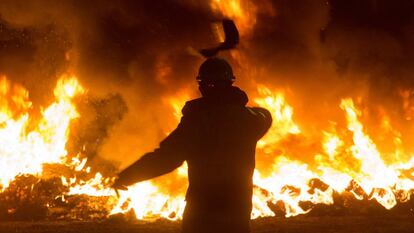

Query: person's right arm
[113,108,193,187]
[247,107,272,139]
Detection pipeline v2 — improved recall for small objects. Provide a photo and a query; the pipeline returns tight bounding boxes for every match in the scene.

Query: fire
[339,99,398,207]
[110,181,186,220]
[0,74,83,190]
[1,74,414,221]
[249,92,414,217]
[111,86,414,220]
[210,0,258,36]
[110,92,190,220]
[254,86,300,150]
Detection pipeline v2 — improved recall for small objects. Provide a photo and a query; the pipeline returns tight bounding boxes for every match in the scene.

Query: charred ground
[1,216,414,233]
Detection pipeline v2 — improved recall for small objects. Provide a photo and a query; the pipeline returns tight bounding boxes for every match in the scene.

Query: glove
[112,177,128,191]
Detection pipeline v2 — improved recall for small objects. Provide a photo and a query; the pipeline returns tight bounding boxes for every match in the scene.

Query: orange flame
[0,75,83,190]
[210,0,258,37]
[1,74,414,220]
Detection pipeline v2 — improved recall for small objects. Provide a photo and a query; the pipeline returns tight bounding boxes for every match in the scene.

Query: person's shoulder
[247,106,271,114]
[182,98,204,116]
[245,106,272,120]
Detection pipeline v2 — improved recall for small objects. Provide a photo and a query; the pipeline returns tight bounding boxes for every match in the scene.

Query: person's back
[181,84,271,233]
[113,57,272,233]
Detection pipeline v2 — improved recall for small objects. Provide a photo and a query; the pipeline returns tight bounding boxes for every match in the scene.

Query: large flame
[0,0,413,223]
[0,75,83,190]
[109,85,414,219]
[248,94,414,217]
[210,0,258,36]
[0,74,414,221]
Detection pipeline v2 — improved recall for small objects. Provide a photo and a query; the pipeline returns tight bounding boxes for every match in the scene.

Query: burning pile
[0,75,84,189]
[0,0,414,223]
[0,73,413,221]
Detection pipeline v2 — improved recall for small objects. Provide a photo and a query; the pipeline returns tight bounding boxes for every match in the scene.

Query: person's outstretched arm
[113,114,191,187]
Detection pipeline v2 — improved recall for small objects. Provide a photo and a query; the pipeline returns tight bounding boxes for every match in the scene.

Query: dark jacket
[117,86,272,233]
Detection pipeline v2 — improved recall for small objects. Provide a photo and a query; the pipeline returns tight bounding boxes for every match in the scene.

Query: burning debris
[0,0,413,226]
[0,174,114,221]
[0,72,413,222]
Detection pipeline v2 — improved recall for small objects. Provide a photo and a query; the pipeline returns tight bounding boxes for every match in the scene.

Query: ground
[0,216,413,233]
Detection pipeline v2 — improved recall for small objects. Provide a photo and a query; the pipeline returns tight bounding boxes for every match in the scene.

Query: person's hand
[112,177,128,197]
[112,178,128,190]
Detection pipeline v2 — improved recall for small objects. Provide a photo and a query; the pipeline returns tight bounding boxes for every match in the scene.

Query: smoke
[1,0,414,169]
[0,0,216,168]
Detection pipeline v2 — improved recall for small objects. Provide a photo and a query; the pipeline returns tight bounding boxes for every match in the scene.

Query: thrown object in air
[199,19,239,58]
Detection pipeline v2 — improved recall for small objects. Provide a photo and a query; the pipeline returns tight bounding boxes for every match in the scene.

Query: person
[112,57,272,233]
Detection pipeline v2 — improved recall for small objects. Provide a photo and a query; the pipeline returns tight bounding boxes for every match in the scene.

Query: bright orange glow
[1,75,414,220]
[0,75,83,190]
[254,86,300,150]
[210,0,257,36]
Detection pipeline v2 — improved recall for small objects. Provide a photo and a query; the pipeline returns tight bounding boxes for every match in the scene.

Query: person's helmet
[196,57,235,83]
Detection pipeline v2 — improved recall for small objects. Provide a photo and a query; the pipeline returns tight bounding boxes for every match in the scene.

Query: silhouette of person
[113,57,272,233]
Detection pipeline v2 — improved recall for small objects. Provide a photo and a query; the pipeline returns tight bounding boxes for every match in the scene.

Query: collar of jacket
[202,86,248,106]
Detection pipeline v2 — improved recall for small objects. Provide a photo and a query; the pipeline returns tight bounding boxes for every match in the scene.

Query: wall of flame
[0,0,414,221]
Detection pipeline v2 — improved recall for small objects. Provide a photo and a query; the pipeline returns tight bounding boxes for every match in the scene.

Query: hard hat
[196,57,235,83]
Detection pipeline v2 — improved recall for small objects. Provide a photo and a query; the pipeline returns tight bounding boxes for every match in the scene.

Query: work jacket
[118,86,272,233]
